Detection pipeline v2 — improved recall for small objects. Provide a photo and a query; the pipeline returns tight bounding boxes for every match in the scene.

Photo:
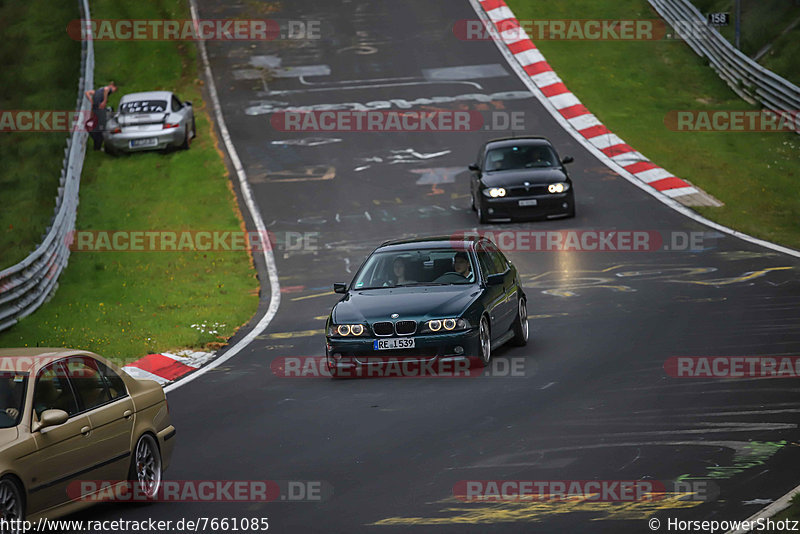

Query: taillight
[111,127,121,134]
[163,123,180,129]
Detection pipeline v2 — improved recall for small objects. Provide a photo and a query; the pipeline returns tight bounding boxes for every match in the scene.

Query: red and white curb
[477,0,721,207]
[123,350,216,386]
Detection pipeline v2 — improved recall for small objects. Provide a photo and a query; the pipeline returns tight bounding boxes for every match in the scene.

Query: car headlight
[421,318,470,333]
[482,187,506,198]
[328,324,368,337]
[547,182,570,193]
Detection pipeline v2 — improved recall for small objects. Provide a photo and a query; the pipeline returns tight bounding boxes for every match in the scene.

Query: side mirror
[184,101,192,107]
[561,155,574,165]
[333,283,348,294]
[33,409,69,432]
[486,273,505,286]
[468,164,480,172]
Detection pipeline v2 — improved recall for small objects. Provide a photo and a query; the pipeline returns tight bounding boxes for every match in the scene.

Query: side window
[476,245,496,278]
[485,243,508,273]
[33,362,79,418]
[476,145,485,168]
[65,357,111,412]
[97,362,127,400]
[171,95,182,112]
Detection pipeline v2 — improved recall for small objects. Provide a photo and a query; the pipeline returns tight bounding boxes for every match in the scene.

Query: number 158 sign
[708,12,730,26]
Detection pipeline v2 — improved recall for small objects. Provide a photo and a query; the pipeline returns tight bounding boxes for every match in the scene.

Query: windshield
[120,100,167,114]
[0,372,27,428]
[485,144,559,171]
[352,248,477,289]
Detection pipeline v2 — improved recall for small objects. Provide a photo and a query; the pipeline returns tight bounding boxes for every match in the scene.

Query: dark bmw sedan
[325,236,528,377]
[469,136,575,223]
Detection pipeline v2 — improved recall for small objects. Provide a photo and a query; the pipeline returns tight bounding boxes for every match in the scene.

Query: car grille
[395,320,417,335]
[372,322,394,336]
[506,185,550,197]
[371,320,417,336]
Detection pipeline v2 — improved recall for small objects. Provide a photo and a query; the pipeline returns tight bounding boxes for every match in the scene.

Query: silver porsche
[103,91,196,154]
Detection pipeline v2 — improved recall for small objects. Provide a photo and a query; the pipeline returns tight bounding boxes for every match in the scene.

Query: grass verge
[505,0,800,249]
[0,1,81,268]
[0,0,259,365]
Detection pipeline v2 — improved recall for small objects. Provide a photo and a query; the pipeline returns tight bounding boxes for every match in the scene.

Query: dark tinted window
[484,144,558,171]
[34,362,79,417]
[65,357,111,412]
[476,245,498,277]
[485,242,508,273]
[98,362,127,400]
[171,95,182,112]
[0,372,27,427]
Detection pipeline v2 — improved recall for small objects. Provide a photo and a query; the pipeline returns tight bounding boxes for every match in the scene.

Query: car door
[65,356,135,484]
[476,244,507,341]
[485,241,517,331]
[26,360,93,514]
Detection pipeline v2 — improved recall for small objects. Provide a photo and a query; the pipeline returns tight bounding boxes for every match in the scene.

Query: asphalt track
[78,0,800,532]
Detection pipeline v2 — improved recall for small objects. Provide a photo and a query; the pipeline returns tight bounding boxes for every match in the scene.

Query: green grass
[506,0,800,250]
[0,1,81,268]
[0,0,259,364]
[758,493,800,532]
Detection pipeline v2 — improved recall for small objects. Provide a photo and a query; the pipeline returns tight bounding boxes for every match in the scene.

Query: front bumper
[103,127,186,152]
[483,191,574,221]
[326,329,481,377]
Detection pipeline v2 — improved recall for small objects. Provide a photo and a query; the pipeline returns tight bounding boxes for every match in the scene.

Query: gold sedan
[0,348,175,521]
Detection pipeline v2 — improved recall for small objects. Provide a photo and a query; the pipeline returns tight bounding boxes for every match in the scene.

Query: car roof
[0,347,100,374]
[484,136,553,150]
[378,235,485,252]
[119,91,173,103]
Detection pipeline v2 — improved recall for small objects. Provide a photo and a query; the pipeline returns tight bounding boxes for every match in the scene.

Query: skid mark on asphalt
[523,265,794,297]
[371,493,703,525]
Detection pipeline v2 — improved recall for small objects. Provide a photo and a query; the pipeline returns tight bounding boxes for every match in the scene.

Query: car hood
[333,285,480,323]
[0,427,18,448]
[482,168,568,187]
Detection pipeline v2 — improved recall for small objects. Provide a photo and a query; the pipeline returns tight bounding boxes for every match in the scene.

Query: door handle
[80,426,91,436]
[123,410,132,419]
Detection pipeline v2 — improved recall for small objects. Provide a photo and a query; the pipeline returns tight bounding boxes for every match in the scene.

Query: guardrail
[0,0,94,332]
[649,0,800,132]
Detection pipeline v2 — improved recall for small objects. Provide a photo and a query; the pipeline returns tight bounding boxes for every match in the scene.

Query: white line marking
[469,0,800,258]
[540,381,556,390]
[167,0,283,393]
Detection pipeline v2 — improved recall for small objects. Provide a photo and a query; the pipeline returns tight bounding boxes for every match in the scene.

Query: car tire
[510,298,528,346]
[470,191,477,211]
[474,316,491,368]
[0,476,25,526]
[180,127,192,150]
[129,433,163,500]
[477,202,489,224]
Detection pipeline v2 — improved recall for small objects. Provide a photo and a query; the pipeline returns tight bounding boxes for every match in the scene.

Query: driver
[392,257,415,285]
[453,252,472,280]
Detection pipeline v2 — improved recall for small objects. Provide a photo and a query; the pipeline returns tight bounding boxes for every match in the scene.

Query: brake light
[111,127,121,134]
[163,123,180,129]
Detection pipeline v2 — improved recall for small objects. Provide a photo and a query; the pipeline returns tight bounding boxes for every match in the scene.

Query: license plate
[373,338,415,350]
[130,137,158,148]
[518,199,538,207]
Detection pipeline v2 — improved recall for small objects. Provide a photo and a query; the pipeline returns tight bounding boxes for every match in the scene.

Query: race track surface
[79,1,800,531]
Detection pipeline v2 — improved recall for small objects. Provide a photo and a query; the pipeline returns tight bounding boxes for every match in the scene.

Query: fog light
[454,346,464,354]
[562,202,568,208]
[333,353,342,361]
[488,208,495,214]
